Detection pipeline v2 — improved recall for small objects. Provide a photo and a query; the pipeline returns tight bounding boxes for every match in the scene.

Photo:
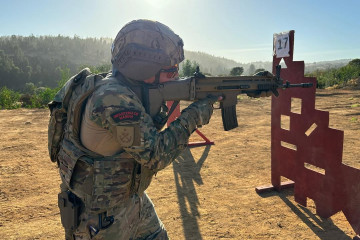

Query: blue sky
[1,0,359,63]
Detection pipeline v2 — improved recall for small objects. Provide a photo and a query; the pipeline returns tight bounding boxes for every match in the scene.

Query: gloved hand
[176,96,219,134]
[246,71,274,98]
[246,91,272,98]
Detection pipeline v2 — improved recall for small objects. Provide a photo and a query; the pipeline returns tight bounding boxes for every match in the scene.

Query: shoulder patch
[111,110,141,123]
[116,126,135,147]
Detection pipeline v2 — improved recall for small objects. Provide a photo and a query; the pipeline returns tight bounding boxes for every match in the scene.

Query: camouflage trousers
[70,193,169,240]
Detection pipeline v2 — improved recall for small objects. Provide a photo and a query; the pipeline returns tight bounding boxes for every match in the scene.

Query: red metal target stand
[255,30,360,240]
[166,101,214,147]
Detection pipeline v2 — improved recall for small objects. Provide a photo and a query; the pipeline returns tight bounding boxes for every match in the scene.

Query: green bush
[0,64,112,109]
[19,94,32,107]
[308,59,360,88]
[29,87,57,108]
[0,87,21,109]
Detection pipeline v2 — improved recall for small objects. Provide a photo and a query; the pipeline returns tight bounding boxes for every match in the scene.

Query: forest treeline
[0,35,112,90]
[0,35,359,109]
[307,59,360,88]
[0,35,249,91]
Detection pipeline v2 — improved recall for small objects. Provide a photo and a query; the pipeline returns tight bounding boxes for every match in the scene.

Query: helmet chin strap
[154,70,161,84]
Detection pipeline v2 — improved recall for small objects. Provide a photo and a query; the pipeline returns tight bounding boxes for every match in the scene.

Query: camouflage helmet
[111,19,184,81]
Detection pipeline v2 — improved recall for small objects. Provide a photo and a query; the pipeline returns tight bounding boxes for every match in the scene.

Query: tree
[230,67,244,76]
[248,64,256,75]
[349,59,360,67]
[181,60,199,77]
[254,68,266,74]
[24,82,36,95]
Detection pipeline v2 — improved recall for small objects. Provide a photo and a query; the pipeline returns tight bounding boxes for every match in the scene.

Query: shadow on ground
[259,189,352,240]
[172,146,211,240]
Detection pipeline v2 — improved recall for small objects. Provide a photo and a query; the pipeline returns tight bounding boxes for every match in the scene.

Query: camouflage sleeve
[87,82,190,172]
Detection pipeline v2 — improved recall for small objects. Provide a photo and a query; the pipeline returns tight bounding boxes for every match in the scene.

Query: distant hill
[183,50,240,76]
[304,59,351,73]
[184,50,352,75]
[0,35,353,90]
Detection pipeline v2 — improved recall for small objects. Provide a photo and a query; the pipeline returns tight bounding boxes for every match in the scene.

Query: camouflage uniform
[71,189,168,239]
[53,19,215,240]
[60,72,215,239]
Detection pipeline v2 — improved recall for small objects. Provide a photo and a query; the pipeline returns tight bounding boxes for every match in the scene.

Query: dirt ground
[0,89,359,240]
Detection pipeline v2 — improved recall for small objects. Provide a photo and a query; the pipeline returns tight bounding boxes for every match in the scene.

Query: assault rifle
[142,65,313,131]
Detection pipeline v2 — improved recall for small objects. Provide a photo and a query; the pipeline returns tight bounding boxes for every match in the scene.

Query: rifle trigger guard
[213,104,221,110]
[212,101,221,110]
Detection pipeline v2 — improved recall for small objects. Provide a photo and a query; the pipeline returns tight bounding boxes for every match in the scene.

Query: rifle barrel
[282,82,313,88]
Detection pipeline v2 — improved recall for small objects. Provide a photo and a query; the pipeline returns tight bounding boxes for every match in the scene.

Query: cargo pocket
[48,104,67,162]
[57,138,87,187]
[89,157,136,212]
[70,157,94,197]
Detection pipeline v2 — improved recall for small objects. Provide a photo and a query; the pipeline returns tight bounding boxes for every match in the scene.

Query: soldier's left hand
[247,71,274,98]
[246,90,272,98]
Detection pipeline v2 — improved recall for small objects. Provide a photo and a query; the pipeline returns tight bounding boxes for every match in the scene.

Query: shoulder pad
[53,68,92,103]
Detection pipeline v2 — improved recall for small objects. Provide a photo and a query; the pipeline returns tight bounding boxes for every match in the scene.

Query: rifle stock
[146,65,313,131]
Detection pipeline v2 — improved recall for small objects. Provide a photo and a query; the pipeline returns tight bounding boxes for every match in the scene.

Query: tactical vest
[48,68,154,213]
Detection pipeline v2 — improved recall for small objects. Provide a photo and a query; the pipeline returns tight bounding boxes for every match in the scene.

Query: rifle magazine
[221,105,238,131]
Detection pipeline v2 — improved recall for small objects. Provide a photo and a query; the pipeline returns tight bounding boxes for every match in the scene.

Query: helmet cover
[111,19,184,81]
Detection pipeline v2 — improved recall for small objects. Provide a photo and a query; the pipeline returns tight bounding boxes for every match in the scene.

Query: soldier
[54,19,218,239]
